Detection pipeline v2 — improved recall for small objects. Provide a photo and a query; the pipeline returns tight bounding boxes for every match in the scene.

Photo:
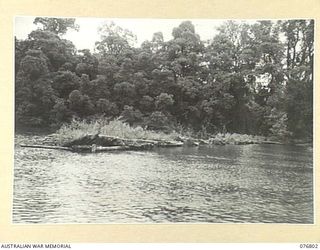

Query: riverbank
[15,118,298,153]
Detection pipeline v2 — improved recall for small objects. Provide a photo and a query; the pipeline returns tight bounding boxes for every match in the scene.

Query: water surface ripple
[13,137,313,223]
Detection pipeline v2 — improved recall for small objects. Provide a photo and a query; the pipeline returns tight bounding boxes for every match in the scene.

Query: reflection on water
[13,137,313,223]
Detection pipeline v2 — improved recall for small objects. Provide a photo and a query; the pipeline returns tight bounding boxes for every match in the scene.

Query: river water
[13,137,313,223]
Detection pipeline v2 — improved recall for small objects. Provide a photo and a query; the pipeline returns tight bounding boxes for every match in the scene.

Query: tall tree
[15,18,313,141]
[34,17,79,35]
[280,20,314,139]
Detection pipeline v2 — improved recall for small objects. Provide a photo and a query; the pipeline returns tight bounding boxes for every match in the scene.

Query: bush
[120,105,143,125]
[56,117,180,144]
[155,93,174,111]
[269,112,293,141]
[209,133,265,145]
[146,111,172,132]
[96,98,119,116]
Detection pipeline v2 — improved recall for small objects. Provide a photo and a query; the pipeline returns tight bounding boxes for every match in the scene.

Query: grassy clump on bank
[55,117,269,147]
[56,118,181,144]
[209,133,266,145]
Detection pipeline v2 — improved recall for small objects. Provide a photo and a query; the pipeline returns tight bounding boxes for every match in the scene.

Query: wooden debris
[20,144,71,151]
[261,141,283,145]
[20,133,193,153]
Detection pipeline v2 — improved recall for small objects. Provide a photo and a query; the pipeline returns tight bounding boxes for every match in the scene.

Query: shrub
[146,111,172,132]
[56,117,180,144]
[120,105,143,125]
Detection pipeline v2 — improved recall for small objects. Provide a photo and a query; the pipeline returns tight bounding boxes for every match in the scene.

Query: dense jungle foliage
[15,18,314,140]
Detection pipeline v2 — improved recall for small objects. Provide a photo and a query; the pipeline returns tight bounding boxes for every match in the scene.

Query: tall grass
[56,118,180,144]
[55,118,268,146]
[209,132,266,144]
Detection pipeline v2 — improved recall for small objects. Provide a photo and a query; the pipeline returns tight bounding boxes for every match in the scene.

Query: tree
[75,49,98,80]
[280,20,314,139]
[15,49,56,127]
[267,108,292,141]
[155,93,174,111]
[18,49,49,79]
[81,75,111,102]
[15,18,313,141]
[50,98,71,126]
[146,111,172,132]
[15,38,30,75]
[68,90,95,117]
[96,98,119,116]
[51,71,81,98]
[113,81,136,107]
[139,95,154,113]
[34,17,79,35]
[28,30,77,71]
[95,21,136,56]
[120,105,143,125]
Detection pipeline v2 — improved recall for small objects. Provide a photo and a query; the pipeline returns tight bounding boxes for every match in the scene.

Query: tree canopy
[15,18,314,140]
[33,17,79,35]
